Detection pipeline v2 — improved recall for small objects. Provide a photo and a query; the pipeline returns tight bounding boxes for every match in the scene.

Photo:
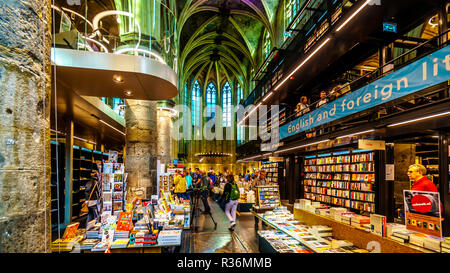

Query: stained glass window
[191,80,201,126]
[206,82,217,118]
[222,82,232,127]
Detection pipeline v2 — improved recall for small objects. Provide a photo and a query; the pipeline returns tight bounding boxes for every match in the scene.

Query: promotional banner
[404,190,442,238]
[280,45,450,139]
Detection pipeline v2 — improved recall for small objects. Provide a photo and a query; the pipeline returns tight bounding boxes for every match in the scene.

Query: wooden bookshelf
[302,150,376,213]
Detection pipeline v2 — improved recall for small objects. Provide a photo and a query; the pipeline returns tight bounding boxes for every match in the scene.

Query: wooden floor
[185,197,260,253]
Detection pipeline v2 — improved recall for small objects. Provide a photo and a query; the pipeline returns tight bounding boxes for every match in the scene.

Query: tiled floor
[187,197,260,253]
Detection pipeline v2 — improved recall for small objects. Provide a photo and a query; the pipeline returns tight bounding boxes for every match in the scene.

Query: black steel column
[385,144,395,222]
[439,133,449,236]
[375,150,389,219]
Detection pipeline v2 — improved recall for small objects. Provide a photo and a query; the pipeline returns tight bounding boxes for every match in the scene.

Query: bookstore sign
[280,45,450,139]
[404,190,442,237]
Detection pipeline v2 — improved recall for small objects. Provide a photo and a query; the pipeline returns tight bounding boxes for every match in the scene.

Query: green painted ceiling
[176,0,282,90]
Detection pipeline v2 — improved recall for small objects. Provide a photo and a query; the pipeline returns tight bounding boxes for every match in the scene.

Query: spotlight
[124,90,133,96]
[113,75,123,83]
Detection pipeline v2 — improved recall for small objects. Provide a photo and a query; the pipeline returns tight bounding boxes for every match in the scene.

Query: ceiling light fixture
[99,119,126,135]
[337,129,375,139]
[387,111,450,127]
[113,75,123,83]
[428,16,439,27]
[124,90,133,96]
[274,139,330,154]
[336,0,372,32]
[274,38,331,91]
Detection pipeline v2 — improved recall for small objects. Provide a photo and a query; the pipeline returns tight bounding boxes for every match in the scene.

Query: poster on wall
[403,190,442,237]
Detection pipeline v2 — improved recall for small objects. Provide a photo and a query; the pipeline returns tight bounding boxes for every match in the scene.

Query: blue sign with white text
[280,45,450,139]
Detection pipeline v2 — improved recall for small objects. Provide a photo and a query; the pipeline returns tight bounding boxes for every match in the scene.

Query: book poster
[404,190,442,237]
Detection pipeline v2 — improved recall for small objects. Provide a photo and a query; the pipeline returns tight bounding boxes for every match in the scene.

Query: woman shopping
[222,174,240,231]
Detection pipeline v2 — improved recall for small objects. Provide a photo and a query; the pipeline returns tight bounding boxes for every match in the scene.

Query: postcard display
[302,150,376,213]
[256,185,281,208]
[102,163,127,218]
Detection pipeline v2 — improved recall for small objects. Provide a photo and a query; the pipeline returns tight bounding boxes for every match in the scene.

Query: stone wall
[0,0,52,252]
[125,99,157,200]
[394,144,416,207]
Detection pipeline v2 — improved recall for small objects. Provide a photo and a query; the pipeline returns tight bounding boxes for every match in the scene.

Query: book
[392,230,416,240]
[386,223,407,237]
[116,212,133,231]
[62,222,80,239]
[389,235,408,243]
[370,214,386,237]
[111,239,129,249]
[423,236,444,252]
[91,241,111,251]
[409,233,427,247]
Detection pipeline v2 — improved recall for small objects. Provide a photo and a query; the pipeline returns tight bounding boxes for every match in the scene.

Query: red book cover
[62,222,80,239]
[116,212,133,231]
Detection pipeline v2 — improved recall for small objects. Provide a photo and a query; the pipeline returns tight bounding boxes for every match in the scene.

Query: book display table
[293,208,431,253]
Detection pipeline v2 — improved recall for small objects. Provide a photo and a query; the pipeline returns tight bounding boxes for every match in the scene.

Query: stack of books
[86,225,101,239]
[409,233,427,247]
[79,239,100,250]
[441,238,450,253]
[329,207,347,221]
[157,229,182,246]
[51,236,83,252]
[331,239,353,249]
[386,223,406,237]
[132,231,158,246]
[340,245,369,253]
[299,199,311,210]
[111,239,129,249]
[350,215,370,227]
[91,241,112,251]
[114,231,130,240]
[370,214,386,236]
[390,229,415,243]
[340,212,356,225]
[133,219,150,231]
[317,208,330,217]
[423,236,444,252]
[311,225,333,237]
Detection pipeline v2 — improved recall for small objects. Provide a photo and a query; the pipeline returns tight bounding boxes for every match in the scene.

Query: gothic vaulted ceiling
[176,0,280,90]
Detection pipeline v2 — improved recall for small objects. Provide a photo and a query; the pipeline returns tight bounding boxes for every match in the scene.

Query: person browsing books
[222,174,240,231]
[407,164,437,192]
[174,169,188,200]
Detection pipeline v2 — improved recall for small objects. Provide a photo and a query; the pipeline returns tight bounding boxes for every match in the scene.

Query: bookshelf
[50,140,65,230]
[261,161,284,184]
[302,150,376,213]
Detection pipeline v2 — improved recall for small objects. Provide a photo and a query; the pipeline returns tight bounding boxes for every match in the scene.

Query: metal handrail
[281,29,450,124]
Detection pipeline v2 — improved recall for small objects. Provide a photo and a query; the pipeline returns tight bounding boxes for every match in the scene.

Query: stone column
[125,99,157,201]
[156,101,174,165]
[0,1,52,252]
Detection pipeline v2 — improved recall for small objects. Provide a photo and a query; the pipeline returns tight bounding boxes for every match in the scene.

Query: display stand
[252,185,281,227]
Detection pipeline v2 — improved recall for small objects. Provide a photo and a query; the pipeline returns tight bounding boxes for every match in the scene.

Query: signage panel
[280,45,450,139]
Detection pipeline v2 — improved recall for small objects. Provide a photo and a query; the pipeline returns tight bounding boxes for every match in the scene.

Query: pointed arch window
[206,82,217,118]
[285,0,300,28]
[222,82,232,127]
[263,30,271,59]
[236,83,243,105]
[191,80,201,126]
